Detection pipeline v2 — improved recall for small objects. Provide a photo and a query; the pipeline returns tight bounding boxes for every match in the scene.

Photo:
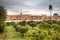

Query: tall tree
[53,13,59,20]
[0,5,7,33]
[0,5,7,22]
[49,4,53,20]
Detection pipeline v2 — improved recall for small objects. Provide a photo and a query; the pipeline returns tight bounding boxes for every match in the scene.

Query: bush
[6,22,10,26]
[6,22,15,26]
[51,24,60,31]
[14,20,60,39]
[10,21,15,25]
[19,21,26,26]
[13,24,17,28]
[15,26,28,37]
[39,22,51,29]
[46,20,53,24]
[0,23,4,33]
[27,21,37,28]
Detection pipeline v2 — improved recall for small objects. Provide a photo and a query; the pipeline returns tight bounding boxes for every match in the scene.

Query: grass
[5,25,25,40]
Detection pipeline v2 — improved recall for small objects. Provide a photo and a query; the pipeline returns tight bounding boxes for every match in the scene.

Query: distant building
[6,13,60,22]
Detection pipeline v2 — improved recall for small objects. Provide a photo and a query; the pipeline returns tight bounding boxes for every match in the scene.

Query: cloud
[0,0,60,15]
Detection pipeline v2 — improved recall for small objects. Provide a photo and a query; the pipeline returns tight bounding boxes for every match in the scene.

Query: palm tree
[49,4,53,20]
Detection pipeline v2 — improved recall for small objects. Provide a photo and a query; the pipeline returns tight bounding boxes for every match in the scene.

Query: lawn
[4,25,24,40]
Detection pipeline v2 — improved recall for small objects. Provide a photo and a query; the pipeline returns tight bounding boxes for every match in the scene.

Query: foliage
[13,24,17,28]
[0,23,4,33]
[27,21,37,28]
[0,5,7,21]
[6,22,15,26]
[19,21,26,26]
[6,22,10,26]
[10,21,15,25]
[11,20,60,40]
[15,26,28,37]
[0,5,6,34]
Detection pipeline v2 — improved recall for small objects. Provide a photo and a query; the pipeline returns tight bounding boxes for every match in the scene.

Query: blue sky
[0,0,60,15]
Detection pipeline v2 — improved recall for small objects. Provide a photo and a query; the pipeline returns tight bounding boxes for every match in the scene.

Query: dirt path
[0,33,5,40]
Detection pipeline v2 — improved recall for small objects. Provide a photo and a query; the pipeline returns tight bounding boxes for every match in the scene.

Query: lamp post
[49,4,53,20]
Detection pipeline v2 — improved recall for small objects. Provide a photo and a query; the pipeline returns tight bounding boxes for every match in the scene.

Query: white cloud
[1,0,60,16]
[7,10,19,15]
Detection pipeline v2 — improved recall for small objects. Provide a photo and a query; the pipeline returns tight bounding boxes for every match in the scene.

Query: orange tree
[15,26,28,38]
[27,21,37,28]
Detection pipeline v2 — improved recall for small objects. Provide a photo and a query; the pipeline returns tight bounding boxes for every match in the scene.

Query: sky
[0,0,60,16]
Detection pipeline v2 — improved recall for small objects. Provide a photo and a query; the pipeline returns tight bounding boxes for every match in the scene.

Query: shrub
[51,24,60,31]
[27,21,37,28]
[19,21,26,26]
[46,20,53,24]
[13,24,17,28]
[10,21,15,25]
[6,22,15,26]
[16,26,28,37]
[0,23,4,33]
[57,21,60,25]
[39,22,51,29]
[6,22,10,26]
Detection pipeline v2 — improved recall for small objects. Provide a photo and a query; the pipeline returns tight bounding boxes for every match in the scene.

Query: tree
[0,5,7,33]
[19,21,26,26]
[53,13,59,20]
[0,23,4,33]
[16,26,28,38]
[0,5,7,21]
[51,24,60,31]
[49,4,53,20]
[27,21,37,28]
[39,21,51,29]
